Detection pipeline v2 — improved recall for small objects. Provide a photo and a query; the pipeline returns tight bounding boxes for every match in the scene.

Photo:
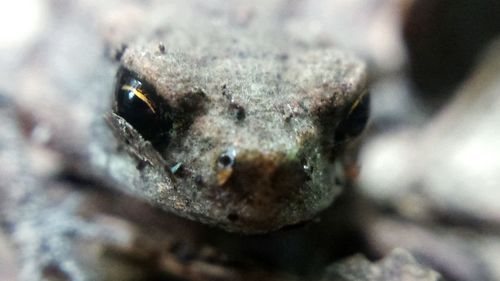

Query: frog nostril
[217,149,236,169]
[216,148,237,186]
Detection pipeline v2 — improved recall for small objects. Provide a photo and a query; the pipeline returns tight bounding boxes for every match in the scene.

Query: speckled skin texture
[103,1,367,233]
[0,0,378,280]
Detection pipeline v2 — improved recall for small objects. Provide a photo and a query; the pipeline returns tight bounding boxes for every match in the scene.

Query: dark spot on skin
[227,213,239,222]
[221,84,229,99]
[158,42,166,53]
[173,89,207,134]
[136,160,147,171]
[222,86,245,121]
[194,175,204,186]
[236,108,245,120]
[229,102,246,121]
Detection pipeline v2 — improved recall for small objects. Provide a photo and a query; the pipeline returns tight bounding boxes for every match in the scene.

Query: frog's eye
[114,67,172,146]
[335,92,370,142]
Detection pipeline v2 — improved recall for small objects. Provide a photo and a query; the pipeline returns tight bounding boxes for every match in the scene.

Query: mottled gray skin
[103,1,367,233]
[0,1,444,280]
[0,0,370,278]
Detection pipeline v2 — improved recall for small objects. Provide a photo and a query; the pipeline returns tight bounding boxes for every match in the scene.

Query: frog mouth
[216,149,309,199]
[208,148,320,232]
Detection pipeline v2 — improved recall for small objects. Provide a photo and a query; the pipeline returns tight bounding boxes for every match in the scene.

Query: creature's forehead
[120,44,363,107]
[122,47,282,85]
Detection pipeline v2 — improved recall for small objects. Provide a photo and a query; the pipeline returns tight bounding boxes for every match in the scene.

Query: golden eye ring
[113,67,172,147]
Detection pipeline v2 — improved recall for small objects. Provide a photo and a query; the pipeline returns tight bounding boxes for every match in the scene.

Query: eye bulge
[113,67,172,147]
[112,66,369,155]
[334,91,370,142]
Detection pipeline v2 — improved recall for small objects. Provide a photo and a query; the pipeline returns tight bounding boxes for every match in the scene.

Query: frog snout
[210,147,312,231]
[214,148,308,198]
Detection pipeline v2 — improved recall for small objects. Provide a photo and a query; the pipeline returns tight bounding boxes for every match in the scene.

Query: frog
[0,0,391,280]
[103,10,370,233]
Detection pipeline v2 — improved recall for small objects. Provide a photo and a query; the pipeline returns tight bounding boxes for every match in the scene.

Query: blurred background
[1,0,500,280]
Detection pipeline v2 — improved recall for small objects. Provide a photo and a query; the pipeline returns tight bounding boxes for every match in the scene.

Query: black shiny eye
[114,67,172,147]
[335,92,370,142]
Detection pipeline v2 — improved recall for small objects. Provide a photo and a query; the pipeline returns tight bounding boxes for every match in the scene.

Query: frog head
[108,45,369,233]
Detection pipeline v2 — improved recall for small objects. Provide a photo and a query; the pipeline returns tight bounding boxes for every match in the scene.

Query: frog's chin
[209,192,332,234]
[203,167,337,233]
